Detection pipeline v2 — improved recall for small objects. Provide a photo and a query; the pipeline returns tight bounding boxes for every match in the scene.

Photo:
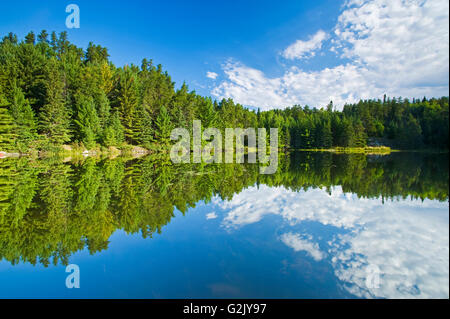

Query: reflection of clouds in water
[280,232,326,261]
[216,186,368,229]
[213,185,449,298]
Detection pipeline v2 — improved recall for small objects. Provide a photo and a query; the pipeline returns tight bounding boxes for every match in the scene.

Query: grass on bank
[296,146,394,154]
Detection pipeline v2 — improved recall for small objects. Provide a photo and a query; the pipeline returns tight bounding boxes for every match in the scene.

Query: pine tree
[0,94,17,151]
[37,30,49,44]
[50,32,57,49]
[353,120,367,147]
[320,120,333,148]
[25,31,35,45]
[73,94,100,149]
[399,114,423,149]
[85,42,109,64]
[2,32,18,44]
[96,91,110,134]
[138,108,154,148]
[9,85,36,152]
[131,104,145,144]
[115,67,139,143]
[337,117,354,147]
[103,110,125,147]
[154,106,172,144]
[39,58,71,145]
[197,97,217,128]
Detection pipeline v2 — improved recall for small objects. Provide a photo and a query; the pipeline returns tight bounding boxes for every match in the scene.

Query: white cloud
[282,30,328,60]
[212,184,449,298]
[212,0,449,110]
[206,71,219,80]
[206,212,218,219]
[280,232,326,261]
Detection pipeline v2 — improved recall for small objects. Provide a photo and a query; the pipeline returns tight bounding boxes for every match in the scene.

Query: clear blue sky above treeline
[1,0,448,110]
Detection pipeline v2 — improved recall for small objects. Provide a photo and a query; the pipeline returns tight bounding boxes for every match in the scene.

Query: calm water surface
[0,152,448,298]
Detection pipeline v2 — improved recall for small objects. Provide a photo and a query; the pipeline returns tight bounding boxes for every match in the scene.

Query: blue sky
[1,0,449,109]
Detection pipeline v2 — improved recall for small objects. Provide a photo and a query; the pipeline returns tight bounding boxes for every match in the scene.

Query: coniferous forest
[0,151,447,266]
[0,31,448,154]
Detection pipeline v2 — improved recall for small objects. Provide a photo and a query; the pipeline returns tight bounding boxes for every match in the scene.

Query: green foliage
[8,85,36,152]
[102,110,125,147]
[114,67,139,143]
[154,105,173,144]
[38,58,71,145]
[0,94,17,151]
[73,94,100,149]
[0,31,448,153]
[0,152,447,266]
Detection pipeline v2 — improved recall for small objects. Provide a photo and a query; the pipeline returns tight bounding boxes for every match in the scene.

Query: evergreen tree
[9,85,36,152]
[0,94,17,151]
[73,94,100,149]
[103,110,125,147]
[115,67,139,143]
[353,120,368,147]
[319,120,333,148]
[399,114,423,149]
[138,108,154,148]
[154,106,173,144]
[37,30,49,44]
[24,31,35,45]
[338,117,354,147]
[39,58,71,145]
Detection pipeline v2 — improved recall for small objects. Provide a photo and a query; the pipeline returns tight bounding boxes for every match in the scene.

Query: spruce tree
[24,31,35,45]
[0,94,17,151]
[115,67,139,143]
[9,85,36,152]
[39,58,71,145]
[154,106,172,144]
[37,30,49,44]
[139,109,154,148]
[353,120,367,147]
[74,94,100,149]
[103,110,125,147]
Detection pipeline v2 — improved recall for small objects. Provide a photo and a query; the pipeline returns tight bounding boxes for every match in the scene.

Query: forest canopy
[0,31,448,153]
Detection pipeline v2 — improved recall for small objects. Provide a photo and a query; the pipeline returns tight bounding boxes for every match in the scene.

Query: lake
[0,151,448,298]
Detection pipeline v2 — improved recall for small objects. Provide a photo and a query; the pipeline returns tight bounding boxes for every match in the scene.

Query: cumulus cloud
[206,71,219,80]
[280,232,326,261]
[212,0,449,110]
[282,30,328,60]
[212,184,449,298]
[206,212,218,219]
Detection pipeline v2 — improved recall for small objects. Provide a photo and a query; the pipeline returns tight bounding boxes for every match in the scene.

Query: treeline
[0,31,448,153]
[271,96,448,149]
[0,151,447,266]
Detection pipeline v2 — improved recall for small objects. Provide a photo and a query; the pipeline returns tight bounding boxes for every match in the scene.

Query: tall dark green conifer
[0,94,17,151]
[154,106,172,144]
[9,85,36,152]
[39,58,71,145]
[115,67,139,143]
[24,31,35,45]
[73,94,100,149]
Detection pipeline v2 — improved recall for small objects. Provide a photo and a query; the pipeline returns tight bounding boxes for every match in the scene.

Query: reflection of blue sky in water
[0,183,447,298]
[213,185,449,299]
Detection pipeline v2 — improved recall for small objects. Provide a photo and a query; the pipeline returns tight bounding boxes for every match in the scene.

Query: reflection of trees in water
[0,152,448,266]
